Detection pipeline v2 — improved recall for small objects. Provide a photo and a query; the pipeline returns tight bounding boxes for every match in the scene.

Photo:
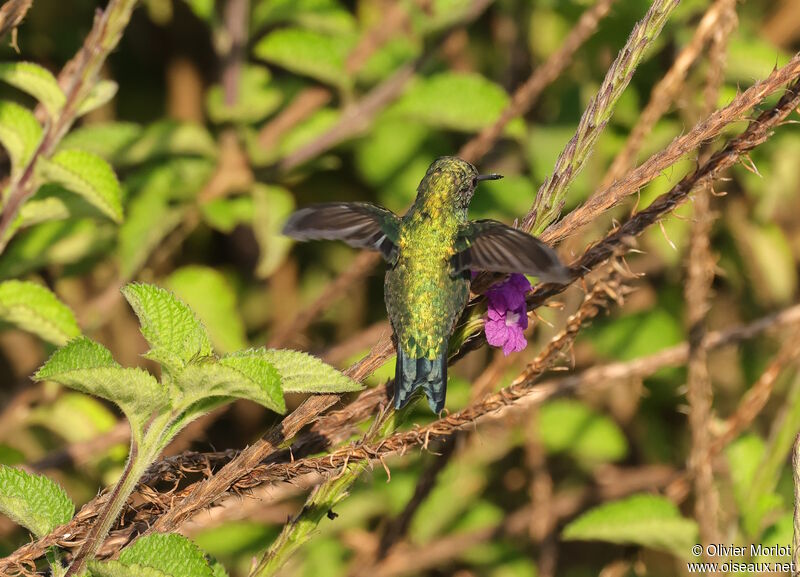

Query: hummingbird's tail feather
[394,344,448,414]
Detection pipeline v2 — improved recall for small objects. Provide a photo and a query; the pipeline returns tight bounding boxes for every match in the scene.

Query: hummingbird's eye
[471,177,477,187]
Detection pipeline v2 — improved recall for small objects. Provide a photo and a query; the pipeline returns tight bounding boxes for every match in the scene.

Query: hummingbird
[283,157,568,413]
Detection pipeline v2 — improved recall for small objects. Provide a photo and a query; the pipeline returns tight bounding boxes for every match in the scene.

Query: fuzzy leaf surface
[257,349,362,393]
[0,465,74,537]
[121,283,213,375]
[116,533,214,577]
[0,280,80,345]
[76,80,119,117]
[177,354,284,414]
[38,149,123,222]
[34,337,167,441]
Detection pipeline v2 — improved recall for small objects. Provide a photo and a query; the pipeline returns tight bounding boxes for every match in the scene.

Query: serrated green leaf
[166,266,246,353]
[0,100,42,177]
[34,337,168,441]
[206,65,283,124]
[59,122,143,163]
[88,560,172,577]
[538,399,627,463]
[0,465,74,537]
[0,62,66,117]
[254,28,355,87]
[257,349,362,393]
[253,184,294,278]
[76,79,118,117]
[121,283,213,375]
[562,494,698,557]
[0,280,80,345]
[200,196,253,233]
[38,149,123,222]
[117,534,214,577]
[175,353,284,413]
[389,72,524,134]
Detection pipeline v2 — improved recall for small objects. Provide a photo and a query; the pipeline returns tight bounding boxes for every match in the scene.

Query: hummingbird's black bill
[476,173,503,182]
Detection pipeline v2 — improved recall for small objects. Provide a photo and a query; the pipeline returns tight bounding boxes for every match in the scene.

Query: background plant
[0,0,798,576]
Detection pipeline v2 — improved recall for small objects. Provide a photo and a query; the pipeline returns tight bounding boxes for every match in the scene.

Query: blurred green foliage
[0,0,798,575]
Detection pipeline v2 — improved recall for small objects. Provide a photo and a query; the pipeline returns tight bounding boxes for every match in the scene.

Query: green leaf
[254,28,355,87]
[206,65,283,124]
[0,280,80,345]
[252,184,294,278]
[0,465,74,537]
[183,0,215,21]
[176,355,283,413]
[726,433,765,512]
[0,219,113,280]
[166,266,247,353]
[116,121,216,166]
[538,399,627,463]
[38,149,123,222]
[59,122,143,163]
[121,283,213,375]
[0,62,66,117]
[253,0,355,34]
[256,349,362,393]
[30,392,117,443]
[34,337,168,442]
[15,193,71,229]
[389,72,524,134]
[200,196,253,233]
[88,560,172,577]
[562,494,698,557]
[76,80,119,117]
[0,100,42,177]
[118,534,214,577]
[117,184,184,279]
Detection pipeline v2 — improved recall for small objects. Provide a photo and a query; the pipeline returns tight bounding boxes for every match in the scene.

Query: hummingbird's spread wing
[451,220,570,283]
[282,202,401,264]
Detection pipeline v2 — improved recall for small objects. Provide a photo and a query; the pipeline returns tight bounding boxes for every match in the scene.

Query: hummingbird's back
[385,158,476,412]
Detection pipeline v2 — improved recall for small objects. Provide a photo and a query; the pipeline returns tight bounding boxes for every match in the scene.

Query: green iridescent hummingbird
[283,157,568,413]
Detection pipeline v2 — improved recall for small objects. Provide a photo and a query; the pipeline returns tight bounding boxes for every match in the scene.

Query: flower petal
[485,318,510,348]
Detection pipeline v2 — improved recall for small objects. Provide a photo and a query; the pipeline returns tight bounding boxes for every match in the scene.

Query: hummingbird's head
[418,156,503,210]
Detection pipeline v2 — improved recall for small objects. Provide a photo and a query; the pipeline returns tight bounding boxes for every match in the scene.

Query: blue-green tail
[394,344,447,413]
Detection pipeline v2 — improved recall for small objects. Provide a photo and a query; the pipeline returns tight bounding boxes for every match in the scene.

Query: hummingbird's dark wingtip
[476,173,503,182]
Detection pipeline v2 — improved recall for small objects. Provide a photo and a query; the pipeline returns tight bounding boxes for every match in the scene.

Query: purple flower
[484,274,531,356]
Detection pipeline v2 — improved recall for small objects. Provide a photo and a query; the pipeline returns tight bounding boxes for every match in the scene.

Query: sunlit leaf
[166,266,247,353]
[121,283,213,376]
[0,62,65,117]
[0,465,74,538]
[0,279,80,345]
[38,149,124,222]
[0,100,41,177]
[562,494,698,557]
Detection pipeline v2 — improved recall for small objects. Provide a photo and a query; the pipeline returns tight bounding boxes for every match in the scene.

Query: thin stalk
[523,0,681,235]
[744,371,800,539]
[64,412,173,577]
[64,441,145,577]
[793,433,800,575]
[250,407,403,577]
